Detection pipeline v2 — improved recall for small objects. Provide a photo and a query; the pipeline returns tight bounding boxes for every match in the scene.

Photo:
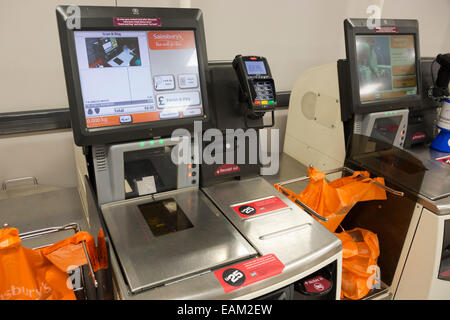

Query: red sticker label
[440,269,450,278]
[214,164,240,176]
[436,156,450,166]
[412,132,426,141]
[113,17,162,27]
[214,254,285,293]
[374,26,398,33]
[231,196,288,219]
[303,275,331,293]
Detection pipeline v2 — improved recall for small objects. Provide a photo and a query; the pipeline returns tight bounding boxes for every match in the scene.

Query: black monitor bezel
[56,5,211,146]
[344,18,422,115]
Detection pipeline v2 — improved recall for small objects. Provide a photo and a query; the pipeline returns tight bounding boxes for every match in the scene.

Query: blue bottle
[431,99,450,152]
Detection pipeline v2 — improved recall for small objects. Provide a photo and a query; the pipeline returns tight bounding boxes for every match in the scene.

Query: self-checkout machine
[284,18,450,299]
[57,6,342,300]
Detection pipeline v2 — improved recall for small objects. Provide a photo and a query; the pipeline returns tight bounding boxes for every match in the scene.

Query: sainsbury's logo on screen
[148,31,195,50]
[152,33,183,41]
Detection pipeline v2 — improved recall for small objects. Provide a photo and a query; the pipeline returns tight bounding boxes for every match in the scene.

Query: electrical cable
[431,59,436,87]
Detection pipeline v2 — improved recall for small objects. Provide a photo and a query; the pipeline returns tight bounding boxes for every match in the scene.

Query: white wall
[0,0,114,113]
[0,130,77,188]
[192,0,450,91]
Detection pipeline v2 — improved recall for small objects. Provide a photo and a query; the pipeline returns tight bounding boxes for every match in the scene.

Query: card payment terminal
[233,55,277,119]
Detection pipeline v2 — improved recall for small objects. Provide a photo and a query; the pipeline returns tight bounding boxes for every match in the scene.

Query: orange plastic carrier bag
[275,167,387,232]
[337,228,380,300]
[0,227,108,300]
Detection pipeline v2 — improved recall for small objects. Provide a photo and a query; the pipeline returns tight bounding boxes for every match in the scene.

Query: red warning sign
[436,155,450,166]
[214,254,285,293]
[231,196,288,219]
[303,275,332,293]
[214,164,240,176]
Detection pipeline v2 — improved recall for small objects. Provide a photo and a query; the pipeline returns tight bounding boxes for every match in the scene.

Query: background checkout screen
[74,30,203,129]
[355,34,417,103]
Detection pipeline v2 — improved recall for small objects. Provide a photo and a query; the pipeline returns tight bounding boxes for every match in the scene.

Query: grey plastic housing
[354,109,409,148]
[93,138,199,205]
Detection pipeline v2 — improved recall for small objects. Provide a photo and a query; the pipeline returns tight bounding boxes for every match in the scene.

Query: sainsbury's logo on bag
[0,282,52,300]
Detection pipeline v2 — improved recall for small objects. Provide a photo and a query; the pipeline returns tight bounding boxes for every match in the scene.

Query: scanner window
[370,116,402,145]
[138,199,193,237]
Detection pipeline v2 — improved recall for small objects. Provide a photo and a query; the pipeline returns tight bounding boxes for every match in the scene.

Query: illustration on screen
[85,37,141,68]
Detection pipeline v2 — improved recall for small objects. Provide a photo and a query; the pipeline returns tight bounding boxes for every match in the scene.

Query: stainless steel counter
[101,188,257,294]
[270,150,450,215]
[106,160,342,299]
[405,146,450,215]
[1,158,343,300]
[5,149,445,300]
[202,176,341,267]
[0,186,89,242]
[262,153,310,193]
[0,181,113,300]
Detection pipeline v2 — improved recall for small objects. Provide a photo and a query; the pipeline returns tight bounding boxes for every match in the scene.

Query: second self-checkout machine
[285,18,450,299]
[57,5,342,299]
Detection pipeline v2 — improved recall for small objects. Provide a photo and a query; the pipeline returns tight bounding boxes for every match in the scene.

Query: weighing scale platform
[101,187,257,293]
[101,175,342,299]
[202,177,341,264]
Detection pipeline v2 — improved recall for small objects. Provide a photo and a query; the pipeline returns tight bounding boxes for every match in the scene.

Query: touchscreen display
[355,35,417,103]
[74,30,203,129]
[245,60,267,75]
